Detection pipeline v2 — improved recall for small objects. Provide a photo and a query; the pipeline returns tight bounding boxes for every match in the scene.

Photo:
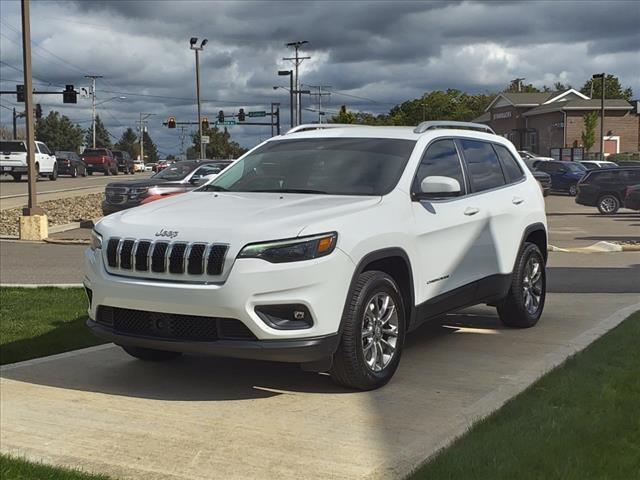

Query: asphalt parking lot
[0,195,639,479]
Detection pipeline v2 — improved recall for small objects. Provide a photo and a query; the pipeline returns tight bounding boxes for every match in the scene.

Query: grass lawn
[0,287,105,365]
[0,454,112,480]
[410,311,640,480]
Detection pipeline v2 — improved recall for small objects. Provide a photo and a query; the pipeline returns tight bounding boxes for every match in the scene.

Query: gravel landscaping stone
[0,193,102,237]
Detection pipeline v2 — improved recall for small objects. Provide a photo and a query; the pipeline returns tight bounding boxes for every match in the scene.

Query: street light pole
[85,75,103,148]
[190,37,207,159]
[278,70,294,129]
[592,73,606,161]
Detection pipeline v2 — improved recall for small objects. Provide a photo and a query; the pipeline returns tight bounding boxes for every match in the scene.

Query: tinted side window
[413,139,465,194]
[622,170,640,183]
[494,144,524,183]
[460,139,506,192]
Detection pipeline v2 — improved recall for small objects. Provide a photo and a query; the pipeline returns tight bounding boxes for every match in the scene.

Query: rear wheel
[87,170,93,175]
[121,345,182,361]
[48,163,58,181]
[81,166,87,177]
[330,271,405,390]
[568,183,577,196]
[597,194,620,214]
[104,166,110,176]
[71,166,78,178]
[498,242,545,328]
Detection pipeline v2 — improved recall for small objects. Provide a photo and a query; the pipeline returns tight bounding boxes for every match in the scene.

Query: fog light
[255,304,313,330]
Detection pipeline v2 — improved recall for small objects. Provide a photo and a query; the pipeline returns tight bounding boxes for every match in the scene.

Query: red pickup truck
[81,148,118,176]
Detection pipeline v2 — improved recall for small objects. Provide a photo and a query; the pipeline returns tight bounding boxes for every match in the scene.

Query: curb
[0,283,83,288]
[549,241,640,253]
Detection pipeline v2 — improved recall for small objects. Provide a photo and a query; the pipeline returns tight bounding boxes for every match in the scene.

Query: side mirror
[418,176,461,198]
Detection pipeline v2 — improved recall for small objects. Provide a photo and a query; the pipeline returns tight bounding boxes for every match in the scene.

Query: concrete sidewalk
[2,294,638,480]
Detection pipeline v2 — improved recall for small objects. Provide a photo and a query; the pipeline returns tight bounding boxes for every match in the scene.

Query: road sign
[201,135,210,144]
[248,111,266,117]
[215,120,236,126]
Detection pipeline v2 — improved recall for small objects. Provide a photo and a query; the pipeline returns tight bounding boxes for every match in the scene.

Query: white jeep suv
[85,121,547,390]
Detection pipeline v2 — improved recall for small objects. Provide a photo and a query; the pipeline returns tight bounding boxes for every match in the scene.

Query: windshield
[200,138,416,195]
[1,141,26,153]
[152,161,199,181]
[565,162,586,173]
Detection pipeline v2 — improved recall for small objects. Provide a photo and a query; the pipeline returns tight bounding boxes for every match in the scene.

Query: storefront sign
[493,111,512,120]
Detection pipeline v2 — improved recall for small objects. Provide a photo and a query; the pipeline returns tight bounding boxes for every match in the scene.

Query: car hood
[105,178,175,189]
[97,191,381,249]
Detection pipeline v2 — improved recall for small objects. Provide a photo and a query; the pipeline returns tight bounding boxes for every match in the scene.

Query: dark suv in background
[533,160,587,196]
[112,150,135,174]
[576,167,640,214]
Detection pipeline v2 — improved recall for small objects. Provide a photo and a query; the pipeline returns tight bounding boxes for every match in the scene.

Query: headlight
[238,232,337,263]
[128,187,149,198]
[90,230,102,251]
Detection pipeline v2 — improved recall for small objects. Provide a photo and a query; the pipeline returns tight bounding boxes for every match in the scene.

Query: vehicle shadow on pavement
[1,311,503,402]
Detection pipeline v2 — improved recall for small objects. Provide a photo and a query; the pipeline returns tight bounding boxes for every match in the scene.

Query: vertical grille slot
[151,242,169,272]
[206,245,228,275]
[135,241,151,271]
[106,238,120,267]
[169,243,188,274]
[120,240,135,269]
[187,243,207,274]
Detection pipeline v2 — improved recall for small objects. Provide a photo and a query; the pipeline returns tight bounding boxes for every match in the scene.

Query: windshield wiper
[199,185,228,192]
[248,188,328,194]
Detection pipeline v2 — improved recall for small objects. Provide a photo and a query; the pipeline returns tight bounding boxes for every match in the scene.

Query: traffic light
[201,116,209,130]
[16,84,24,102]
[35,104,42,119]
[217,110,224,123]
[167,116,176,128]
[62,85,77,104]
[238,108,245,122]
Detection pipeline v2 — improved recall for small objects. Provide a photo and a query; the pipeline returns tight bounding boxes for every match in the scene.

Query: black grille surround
[96,306,256,341]
[105,238,228,279]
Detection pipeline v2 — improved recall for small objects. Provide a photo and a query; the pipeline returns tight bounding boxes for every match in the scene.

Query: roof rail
[285,123,363,134]
[413,121,495,134]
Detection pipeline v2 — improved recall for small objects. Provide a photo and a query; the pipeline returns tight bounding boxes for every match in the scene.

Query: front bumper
[84,245,354,348]
[87,319,339,363]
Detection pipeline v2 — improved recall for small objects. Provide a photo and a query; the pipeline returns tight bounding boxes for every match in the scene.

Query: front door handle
[512,196,524,205]
[464,207,480,216]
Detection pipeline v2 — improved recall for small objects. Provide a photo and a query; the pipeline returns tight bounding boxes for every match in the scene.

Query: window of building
[459,139,506,192]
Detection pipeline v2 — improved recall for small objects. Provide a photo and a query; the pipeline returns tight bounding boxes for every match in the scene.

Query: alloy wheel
[522,256,543,315]
[599,196,617,214]
[361,292,399,372]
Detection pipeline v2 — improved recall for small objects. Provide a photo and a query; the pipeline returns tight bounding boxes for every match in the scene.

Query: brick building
[474,89,640,158]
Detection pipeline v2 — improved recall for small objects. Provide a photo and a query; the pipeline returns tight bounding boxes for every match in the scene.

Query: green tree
[84,115,112,148]
[581,111,598,152]
[331,105,358,124]
[580,74,633,100]
[141,130,159,163]
[187,126,246,159]
[114,127,137,159]
[35,111,84,151]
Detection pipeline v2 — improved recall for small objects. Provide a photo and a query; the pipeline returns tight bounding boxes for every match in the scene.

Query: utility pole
[20,0,43,218]
[284,41,310,126]
[190,37,207,159]
[85,75,102,148]
[278,70,294,129]
[592,73,606,161]
[13,107,18,138]
[307,85,331,123]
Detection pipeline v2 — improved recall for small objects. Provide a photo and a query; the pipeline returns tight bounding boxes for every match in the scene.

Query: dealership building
[474,89,640,160]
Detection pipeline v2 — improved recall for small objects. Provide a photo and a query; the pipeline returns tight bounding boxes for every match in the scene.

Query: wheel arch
[341,248,416,333]
[520,223,547,264]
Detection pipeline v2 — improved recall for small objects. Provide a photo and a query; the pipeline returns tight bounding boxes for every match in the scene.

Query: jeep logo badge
[155,229,179,239]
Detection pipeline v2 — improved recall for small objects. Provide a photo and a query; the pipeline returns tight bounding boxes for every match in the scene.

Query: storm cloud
[1,0,638,154]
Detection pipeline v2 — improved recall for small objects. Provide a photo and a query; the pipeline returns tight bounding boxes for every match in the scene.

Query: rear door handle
[512,196,524,205]
[464,207,480,216]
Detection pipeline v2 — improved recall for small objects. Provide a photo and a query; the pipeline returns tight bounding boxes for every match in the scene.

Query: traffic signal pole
[20,0,43,217]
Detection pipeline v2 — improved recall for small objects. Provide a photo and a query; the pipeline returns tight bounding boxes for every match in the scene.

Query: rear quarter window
[459,139,506,192]
[493,144,525,183]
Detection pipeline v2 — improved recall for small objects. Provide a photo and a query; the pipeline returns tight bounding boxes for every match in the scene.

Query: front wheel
[498,242,546,328]
[71,166,78,178]
[597,194,620,214]
[568,183,577,196]
[330,271,405,390]
[121,345,182,361]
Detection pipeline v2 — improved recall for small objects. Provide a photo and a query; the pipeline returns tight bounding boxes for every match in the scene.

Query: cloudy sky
[1,0,638,155]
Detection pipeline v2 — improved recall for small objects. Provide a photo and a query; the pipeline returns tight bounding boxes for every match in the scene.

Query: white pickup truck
[0,140,58,181]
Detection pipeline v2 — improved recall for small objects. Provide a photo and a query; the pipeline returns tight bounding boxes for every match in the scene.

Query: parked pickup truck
[0,140,58,181]
[82,148,118,176]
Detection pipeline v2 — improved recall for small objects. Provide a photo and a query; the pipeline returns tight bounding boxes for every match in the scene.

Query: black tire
[330,271,405,390]
[113,167,119,175]
[497,242,546,328]
[568,183,577,196]
[35,163,40,181]
[104,167,110,176]
[81,167,87,177]
[597,194,620,214]
[48,163,58,181]
[542,189,549,197]
[71,166,78,178]
[121,345,182,361]
[11,174,22,182]
[87,170,93,175]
